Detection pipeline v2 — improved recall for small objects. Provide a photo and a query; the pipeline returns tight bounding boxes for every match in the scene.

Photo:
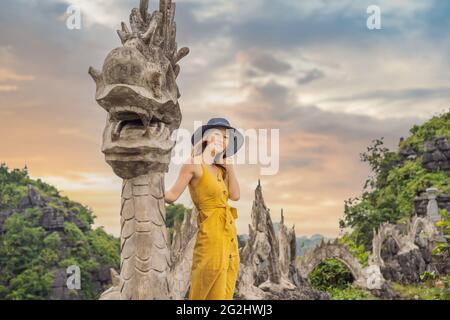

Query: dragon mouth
[109,106,167,141]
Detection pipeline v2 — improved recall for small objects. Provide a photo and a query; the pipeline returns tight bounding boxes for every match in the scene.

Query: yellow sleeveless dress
[188,159,240,300]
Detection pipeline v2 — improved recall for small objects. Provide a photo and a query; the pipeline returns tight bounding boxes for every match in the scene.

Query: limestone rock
[381,249,427,283]
[422,137,450,173]
[236,181,328,300]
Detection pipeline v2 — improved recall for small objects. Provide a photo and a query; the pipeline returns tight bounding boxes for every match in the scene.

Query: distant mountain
[273,222,327,256]
[296,234,326,257]
[238,230,327,257]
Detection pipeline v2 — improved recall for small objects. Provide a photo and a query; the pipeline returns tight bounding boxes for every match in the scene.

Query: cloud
[224,75,420,143]
[321,87,450,104]
[247,52,292,75]
[0,85,19,92]
[0,46,34,91]
[0,68,34,82]
[297,68,325,85]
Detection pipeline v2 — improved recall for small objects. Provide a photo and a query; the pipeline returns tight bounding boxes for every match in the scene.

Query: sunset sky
[1,0,449,238]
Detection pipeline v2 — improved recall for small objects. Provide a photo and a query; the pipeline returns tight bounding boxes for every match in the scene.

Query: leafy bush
[308,259,354,291]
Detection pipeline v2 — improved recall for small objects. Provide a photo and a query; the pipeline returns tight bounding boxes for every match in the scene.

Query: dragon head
[89,0,189,179]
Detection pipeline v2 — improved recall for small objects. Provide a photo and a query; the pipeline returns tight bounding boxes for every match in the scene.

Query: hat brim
[191,124,244,157]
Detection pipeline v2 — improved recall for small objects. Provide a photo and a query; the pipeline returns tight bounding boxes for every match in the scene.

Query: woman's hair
[191,127,227,179]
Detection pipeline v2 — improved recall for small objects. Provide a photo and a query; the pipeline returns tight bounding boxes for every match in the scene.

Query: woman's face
[208,127,229,154]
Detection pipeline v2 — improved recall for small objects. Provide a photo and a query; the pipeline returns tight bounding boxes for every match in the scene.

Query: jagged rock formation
[278,209,297,277]
[90,0,189,300]
[374,191,446,284]
[370,215,439,287]
[369,215,437,268]
[235,180,329,300]
[379,239,429,284]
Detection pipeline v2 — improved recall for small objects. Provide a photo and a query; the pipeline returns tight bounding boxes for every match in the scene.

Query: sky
[1,0,449,238]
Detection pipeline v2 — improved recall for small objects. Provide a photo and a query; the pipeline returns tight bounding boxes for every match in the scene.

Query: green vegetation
[400,111,450,153]
[327,285,377,300]
[165,203,191,242]
[0,164,59,208]
[392,275,450,300]
[0,163,120,300]
[338,233,370,267]
[166,203,187,228]
[0,208,52,299]
[308,259,377,300]
[434,209,450,258]
[339,110,450,247]
[308,259,353,291]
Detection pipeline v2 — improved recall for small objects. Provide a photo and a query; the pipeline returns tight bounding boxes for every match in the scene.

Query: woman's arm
[164,163,195,204]
[224,161,240,201]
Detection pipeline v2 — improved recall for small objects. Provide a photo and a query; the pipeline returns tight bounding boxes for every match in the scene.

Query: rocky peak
[236,181,329,300]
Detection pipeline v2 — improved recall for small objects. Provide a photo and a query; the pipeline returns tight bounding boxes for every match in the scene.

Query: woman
[164,117,244,300]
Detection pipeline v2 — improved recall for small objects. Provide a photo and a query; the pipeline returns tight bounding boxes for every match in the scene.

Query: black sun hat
[191,118,244,157]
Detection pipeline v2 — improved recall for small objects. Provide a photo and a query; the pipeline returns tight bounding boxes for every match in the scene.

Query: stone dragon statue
[88,0,189,299]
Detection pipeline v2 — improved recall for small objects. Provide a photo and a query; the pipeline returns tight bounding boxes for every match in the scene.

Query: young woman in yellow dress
[164,118,244,300]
